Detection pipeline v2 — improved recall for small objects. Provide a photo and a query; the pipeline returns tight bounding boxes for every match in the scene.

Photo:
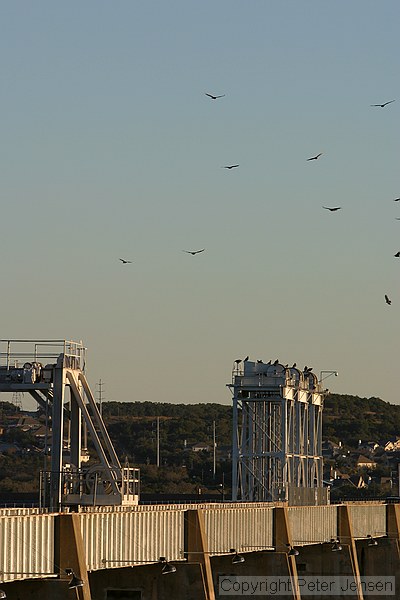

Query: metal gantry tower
[0,339,139,510]
[228,359,327,505]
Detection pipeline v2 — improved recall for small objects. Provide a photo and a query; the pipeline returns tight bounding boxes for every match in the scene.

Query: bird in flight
[394,252,400,257]
[223,164,239,169]
[323,206,341,212]
[182,249,205,255]
[307,153,323,161]
[119,258,132,264]
[370,100,395,108]
[385,294,392,305]
[394,198,400,202]
[205,93,225,100]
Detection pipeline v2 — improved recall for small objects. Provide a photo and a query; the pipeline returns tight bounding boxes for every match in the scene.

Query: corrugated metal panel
[80,508,185,571]
[203,506,274,554]
[348,504,386,539]
[288,505,338,545]
[0,514,55,582]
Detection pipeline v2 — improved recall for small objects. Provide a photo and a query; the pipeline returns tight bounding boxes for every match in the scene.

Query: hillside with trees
[0,394,400,498]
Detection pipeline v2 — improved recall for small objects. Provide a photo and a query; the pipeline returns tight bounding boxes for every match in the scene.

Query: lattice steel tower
[228,359,327,505]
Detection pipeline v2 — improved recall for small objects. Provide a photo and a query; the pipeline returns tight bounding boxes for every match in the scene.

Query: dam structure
[0,340,399,600]
[229,360,326,504]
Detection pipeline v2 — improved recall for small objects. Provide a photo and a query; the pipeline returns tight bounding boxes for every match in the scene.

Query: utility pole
[97,379,104,417]
[213,420,216,479]
[156,416,160,467]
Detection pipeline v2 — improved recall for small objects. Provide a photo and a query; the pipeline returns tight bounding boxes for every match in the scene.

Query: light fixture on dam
[286,545,299,557]
[65,569,84,589]
[367,535,378,547]
[230,549,245,564]
[159,557,177,575]
[331,538,343,552]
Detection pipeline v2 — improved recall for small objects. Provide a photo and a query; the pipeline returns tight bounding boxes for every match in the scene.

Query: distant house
[330,473,368,489]
[348,475,368,489]
[322,440,341,458]
[356,455,377,469]
[357,441,380,454]
[383,438,400,452]
[191,443,210,452]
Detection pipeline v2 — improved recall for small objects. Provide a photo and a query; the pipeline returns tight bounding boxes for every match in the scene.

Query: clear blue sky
[0,1,399,407]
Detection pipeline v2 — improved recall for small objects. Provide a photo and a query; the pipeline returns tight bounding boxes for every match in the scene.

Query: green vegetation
[324,393,400,446]
[0,393,399,496]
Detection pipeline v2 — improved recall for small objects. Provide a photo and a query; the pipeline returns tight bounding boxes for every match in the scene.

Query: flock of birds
[234,356,314,374]
[119,92,397,307]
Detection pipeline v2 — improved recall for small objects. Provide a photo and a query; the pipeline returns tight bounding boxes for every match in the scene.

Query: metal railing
[0,339,86,371]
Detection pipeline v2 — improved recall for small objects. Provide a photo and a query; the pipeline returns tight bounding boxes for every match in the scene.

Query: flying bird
[182,249,205,255]
[223,164,239,169]
[394,198,400,202]
[370,100,395,108]
[394,252,400,257]
[119,258,132,264]
[385,294,392,305]
[307,153,323,161]
[323,206,341,212]
[205,93,225,100]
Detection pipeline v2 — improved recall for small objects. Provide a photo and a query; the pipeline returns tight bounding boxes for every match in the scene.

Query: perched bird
[257,360,263,364]
[370,100,395,108]
[234,359,242,365]
[266,360,271,365]
[292,363,297,368]
[223,164,239,169]
[205,93,225,100]
[385,294,392,305]
[395,252,400,257]
[307,153,323,161]
[323,206,341,212]
[119,258,132,264]
[273,359,279,365]
[243,356,249,362]
[183,249,205,255]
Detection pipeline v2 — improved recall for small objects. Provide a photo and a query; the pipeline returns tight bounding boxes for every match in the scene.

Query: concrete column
[51,363,65,511]
[185,509,215,600]
[387,503,400,540]
[54,513,91,600]
[274,507,302,600]
[337,505,364,600]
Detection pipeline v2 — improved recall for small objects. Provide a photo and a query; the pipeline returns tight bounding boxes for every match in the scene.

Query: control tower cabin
[0,339,139,511]
[228,359,328,505]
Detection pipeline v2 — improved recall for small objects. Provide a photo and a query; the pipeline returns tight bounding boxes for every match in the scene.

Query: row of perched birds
[234,357,313,373]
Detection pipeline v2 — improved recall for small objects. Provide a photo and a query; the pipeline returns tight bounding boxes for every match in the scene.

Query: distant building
[191,443,210,452]
[383,438,400,452]
[356,455,377,469]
